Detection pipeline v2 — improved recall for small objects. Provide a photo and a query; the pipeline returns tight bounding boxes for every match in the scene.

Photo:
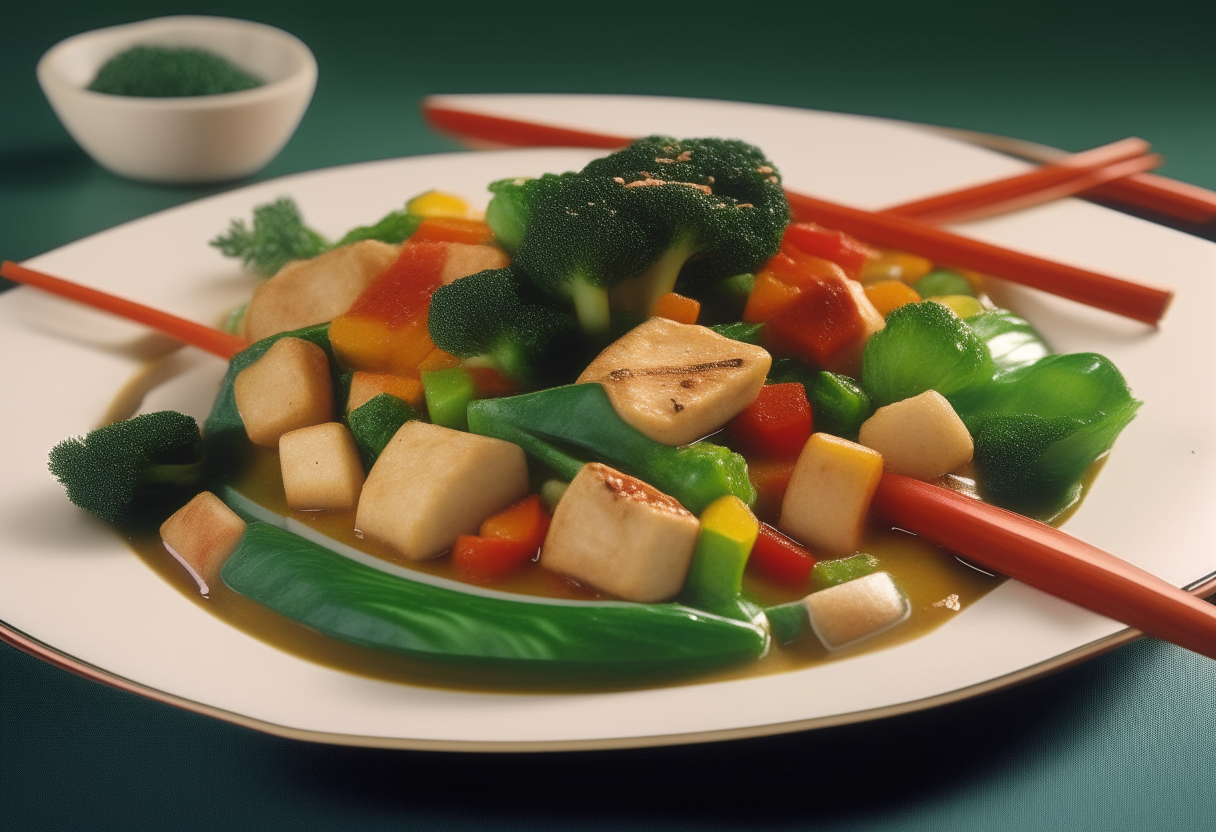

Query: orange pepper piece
[652,291,701,325]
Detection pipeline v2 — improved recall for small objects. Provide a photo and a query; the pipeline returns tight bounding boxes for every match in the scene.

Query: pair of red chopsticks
[426,104,1184,326]
[2,110,1214,664]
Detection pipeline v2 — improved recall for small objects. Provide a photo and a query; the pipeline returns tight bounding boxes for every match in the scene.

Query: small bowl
[37,16,317,184]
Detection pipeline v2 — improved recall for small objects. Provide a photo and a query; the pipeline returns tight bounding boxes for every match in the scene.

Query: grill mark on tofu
[606,358,745,381]
[594,464,689,516]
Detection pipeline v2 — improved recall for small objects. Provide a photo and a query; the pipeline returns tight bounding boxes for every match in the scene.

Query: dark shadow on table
[276,644,1141,828]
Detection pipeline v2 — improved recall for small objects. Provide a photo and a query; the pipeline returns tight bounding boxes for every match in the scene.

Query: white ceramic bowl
[37,16,317,184]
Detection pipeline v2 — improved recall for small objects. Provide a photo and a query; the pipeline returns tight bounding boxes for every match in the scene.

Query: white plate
[2,100,1214,751]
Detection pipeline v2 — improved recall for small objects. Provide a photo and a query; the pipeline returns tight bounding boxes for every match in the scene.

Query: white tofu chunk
[779,433,883,555]
[440,243,510,284]
[355,421,528,561]
[541,463,700,602]
[279,422,366,511]
[576,318,771,446]
[804,571,910,650]
[234,337,334,448]
[243,240,400,342]
[159,491,246,595]
[858,390,974,480]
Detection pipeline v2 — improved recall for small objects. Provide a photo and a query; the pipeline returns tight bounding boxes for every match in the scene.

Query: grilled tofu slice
[577,318,771,446]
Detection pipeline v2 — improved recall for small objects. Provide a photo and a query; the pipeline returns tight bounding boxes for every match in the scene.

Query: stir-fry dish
[47,137,1141,688]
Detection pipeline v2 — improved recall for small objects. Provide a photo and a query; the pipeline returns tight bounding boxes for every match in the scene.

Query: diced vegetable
[726,383,812,458]
[422,366,477,431]
[541,463,700,603]
[811,552,879,590]
[753,249,885,376]
[768,359,874,440]
[652,291,701,324]
[863,279,921,317]
[683,496,760,620]
[747,522,818,589]
[781,221,879,279]
[347,371,424,412]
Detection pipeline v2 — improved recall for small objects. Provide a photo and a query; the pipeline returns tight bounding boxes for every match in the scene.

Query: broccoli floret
[511,173,665,337]
[210,197,328,277]
[582,136,790,306]
[48,411,206,527]
[484,177,533,254]
[428,267,581,384]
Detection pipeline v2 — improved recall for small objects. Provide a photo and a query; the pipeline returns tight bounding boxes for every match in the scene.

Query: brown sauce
[128,443,1004,693]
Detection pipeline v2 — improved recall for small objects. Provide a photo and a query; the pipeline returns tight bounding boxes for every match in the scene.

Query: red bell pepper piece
[727,383,812,459]
[451,535,538,584]
[452,495,551,584]
[747,523,818,588]
[782,222,879,280]
[344,241,448,327]
[480,494,550,550]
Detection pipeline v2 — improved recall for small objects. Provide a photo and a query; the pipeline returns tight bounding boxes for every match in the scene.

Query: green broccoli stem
[609,238,698,316]
[567,277,611,338]
[467,383,755,515]
[141,457,207,489]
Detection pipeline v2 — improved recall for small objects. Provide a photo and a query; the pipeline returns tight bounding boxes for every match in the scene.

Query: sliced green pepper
[422,366,476,431]
[768,358,873,440]
[221,521,768,674]
[682,496,761,622]
[467,383,756,515]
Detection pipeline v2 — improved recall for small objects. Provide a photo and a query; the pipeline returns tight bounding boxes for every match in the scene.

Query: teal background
[2,2,1213,829]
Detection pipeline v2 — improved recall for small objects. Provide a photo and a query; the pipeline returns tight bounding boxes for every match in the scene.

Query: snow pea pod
[467,383,756,514]
[221,521,769,673]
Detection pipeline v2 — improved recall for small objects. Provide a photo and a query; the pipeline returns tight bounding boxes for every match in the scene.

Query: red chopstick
[1,260,249,359]
[423,98,1216,226]
[421,102,1174,324]
[883,138,1162,224]
[785,192,1172,324]
[873,473,1216,661]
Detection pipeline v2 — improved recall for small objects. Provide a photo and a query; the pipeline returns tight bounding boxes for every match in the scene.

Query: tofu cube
[541,463,700,603]
[577,318,772,446]
[234,337,334,448]
[243,240,400,342]
[159,491,246,594]
[355,421,528,561]
[279,422,366,511]
[858,390,974,480]
[779,433,883,555]
[440,243,510,284]
[804,571,910,650]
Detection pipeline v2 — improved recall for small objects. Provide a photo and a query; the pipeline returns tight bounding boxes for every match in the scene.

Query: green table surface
[2,2,1213,829]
